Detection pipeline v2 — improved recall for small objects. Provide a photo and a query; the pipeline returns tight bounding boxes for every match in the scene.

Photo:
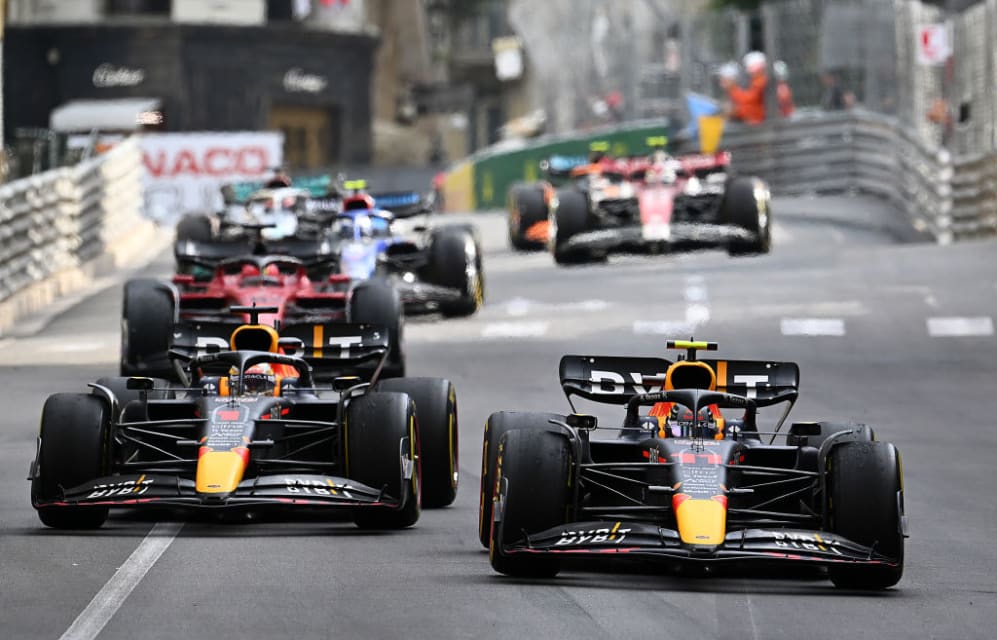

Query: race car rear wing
[369,191,430,218]
[171,320,390,381]
[559,355,799,407]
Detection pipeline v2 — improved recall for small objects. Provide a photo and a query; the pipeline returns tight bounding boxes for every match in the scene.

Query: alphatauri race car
[508,142,771,264]
[120,255,406,380]
[31,316,460,529]
[480,341,906,589]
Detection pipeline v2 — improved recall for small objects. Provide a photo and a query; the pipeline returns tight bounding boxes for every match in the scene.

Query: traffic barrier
[0,137,165,335]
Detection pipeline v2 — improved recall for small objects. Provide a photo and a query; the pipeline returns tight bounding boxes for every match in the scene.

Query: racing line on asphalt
[58,523,184,640]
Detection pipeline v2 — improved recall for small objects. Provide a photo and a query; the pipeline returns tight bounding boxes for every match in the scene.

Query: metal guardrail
[714,109,995,244]
[0,137,145,304]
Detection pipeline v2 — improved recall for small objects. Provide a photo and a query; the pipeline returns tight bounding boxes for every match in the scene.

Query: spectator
[773,60,795,118]
[820,70,855,111]
[718,51,768,125]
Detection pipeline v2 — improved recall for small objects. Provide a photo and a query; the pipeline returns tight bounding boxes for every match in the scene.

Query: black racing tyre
[478,411,564,548]
[120,279,176,380]
[490,429,572,578]
[425,227,484,317]
[94,376,174,421]
[32,393,111,529]
[349,279,405,378]
[176,213,213,242]
[552,188,594,264]
[347,391,420,529]
[508,183,547,251]
[722,176,771,255]
[375,377,458,508]
[826,441,905,589]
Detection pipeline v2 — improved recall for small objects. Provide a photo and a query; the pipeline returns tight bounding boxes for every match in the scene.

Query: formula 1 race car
[508,141,771,264]
[120,255,406,380]
[480,341,906,589]
[30,319,460,529]
[331,181,485,317]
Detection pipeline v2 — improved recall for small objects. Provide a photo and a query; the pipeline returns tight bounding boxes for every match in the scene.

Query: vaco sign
[144,145,271,177]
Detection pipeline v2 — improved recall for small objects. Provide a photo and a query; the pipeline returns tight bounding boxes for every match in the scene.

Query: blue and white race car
[332,181,484,317]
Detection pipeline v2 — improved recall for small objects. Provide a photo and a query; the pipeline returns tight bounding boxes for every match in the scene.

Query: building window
[106,0,171,16]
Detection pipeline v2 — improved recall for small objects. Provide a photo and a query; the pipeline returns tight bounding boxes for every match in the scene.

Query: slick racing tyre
[826,441,905,589]
[508,183,547,251]
[552,188,595,264]
[32,393,111,529]
[347,391,421,529]
[120,279,176,380]
[426,227,484,317]
[479,411,564,548]
[349,278,405,378]
[490,429,573,578]
[376,377,459,508]
[722,176,771,255]
[175,213,213,243]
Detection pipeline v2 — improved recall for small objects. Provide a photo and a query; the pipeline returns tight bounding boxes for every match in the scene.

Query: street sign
[917,23,952,66]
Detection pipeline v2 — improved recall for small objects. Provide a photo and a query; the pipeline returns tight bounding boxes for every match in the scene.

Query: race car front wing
[494,519,900,569]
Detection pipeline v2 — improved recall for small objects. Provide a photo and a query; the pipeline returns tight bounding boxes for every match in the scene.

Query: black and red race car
[120,254,406,381]
[480,340,906,589]
[508,142,771,263]
[31,317,460,529]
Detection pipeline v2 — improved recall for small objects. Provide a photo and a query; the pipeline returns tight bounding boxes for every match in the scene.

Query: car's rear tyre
[552,188,596,264]
[32,393,111,529]
[349,279,405,378]
[375,377,458,508]
[479,411,565,547]
[347,391,420,529]
[722,176,770,255]
[490,429,572,578]
[508,183,547,251]
[826,441,905,589]
[120,279,176,379]
[426,227,484,317]
[176,213,213,242]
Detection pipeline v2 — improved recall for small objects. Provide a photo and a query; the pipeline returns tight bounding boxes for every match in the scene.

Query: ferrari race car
[30,319,460,529]
[508,143,771,264]
[120,255,406,380]
[480,340,906,589]
[330,181,485,317]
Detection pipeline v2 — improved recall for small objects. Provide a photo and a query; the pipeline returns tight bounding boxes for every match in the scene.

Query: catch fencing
[0,137,152,333]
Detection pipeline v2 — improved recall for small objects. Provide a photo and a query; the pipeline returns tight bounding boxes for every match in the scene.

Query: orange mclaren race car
[30,309,460,530]
[480,340,906,589]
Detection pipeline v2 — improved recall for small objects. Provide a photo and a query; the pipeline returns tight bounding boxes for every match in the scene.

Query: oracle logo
[283,68,327,93]
[143,146,271,177]
[92,64,145,88]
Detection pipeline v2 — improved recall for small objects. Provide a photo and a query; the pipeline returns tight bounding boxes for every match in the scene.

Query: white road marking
[780,318,846,336]
[634,320,695,335]
[481,321,549,338]
[501,297,608,317]
[60,522,183,640]
[927,317,994,337]
[633,275,711,336]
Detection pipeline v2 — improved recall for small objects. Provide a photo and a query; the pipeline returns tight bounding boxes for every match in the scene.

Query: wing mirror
[332,376,362,392]
[126,377,155,391]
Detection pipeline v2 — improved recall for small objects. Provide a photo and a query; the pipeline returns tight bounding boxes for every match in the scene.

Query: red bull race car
[480,341,906,589]
[507,140,771,264]
[31,312,460,529]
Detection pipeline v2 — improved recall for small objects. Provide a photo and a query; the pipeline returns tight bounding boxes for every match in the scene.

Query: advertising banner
[140,132,284,223]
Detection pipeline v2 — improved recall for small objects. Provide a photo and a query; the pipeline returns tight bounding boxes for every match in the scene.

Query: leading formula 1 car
[508,140,771,264]
[120,255,407,381]
[30,314,460,529]
[480,340,906,589]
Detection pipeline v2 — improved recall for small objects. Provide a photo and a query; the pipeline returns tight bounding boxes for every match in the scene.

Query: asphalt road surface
[1,196,995,640]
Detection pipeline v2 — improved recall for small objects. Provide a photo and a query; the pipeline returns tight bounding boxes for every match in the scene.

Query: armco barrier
[0,137,163,335]
[446,110,996,243]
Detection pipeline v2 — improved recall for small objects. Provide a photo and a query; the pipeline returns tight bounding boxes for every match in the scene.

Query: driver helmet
[233,362,277,396]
